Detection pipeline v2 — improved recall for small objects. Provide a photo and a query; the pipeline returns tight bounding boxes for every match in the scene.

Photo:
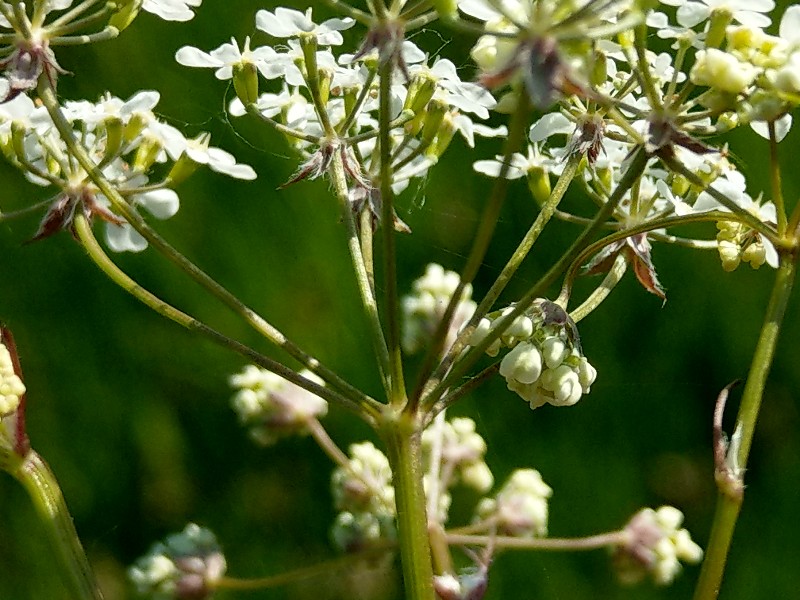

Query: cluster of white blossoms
[129,523,226,600]
[176,6,503,227]
[422,415,493,523]
[0,340,24,417]
[0,91,255,252]
[470,300,596,409]
[330,441,397,551]
[614,506,704,586]
[229,365,327,446]
[475,468,553,538]
[401,263,477,355]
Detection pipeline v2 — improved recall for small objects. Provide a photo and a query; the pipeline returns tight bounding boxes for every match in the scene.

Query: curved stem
[692,253,796,600]
[73,214,379,422]
[9,451,104,600]
[569,253,627,323]
[36,77,372,416]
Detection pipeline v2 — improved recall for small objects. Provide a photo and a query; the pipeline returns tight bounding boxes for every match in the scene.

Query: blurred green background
[1,1,800,599]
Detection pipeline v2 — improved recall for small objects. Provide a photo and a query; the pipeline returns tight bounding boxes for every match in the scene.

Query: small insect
[532,298,582,354]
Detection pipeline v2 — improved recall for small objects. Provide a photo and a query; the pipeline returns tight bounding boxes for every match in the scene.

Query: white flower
[104,189,180,253]
[658,0,775,28]
[142,0,201,22]
[183,134,256,180]
[332,442,395,517]
[256,7,354,46]
[176,37,279,80]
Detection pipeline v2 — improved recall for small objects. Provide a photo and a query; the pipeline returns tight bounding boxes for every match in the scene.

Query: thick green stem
[9,451,104,600]
[382,410,435,600]
[693,254,796,600]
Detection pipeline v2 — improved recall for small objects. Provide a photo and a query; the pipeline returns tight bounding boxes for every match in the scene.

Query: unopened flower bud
[109,0,143,32]
[540,337,568,369]
[526,165,552,206]
[233,61,259,107]
[690,49,756,94]
[499,342,543,385]
[0,342,24,416]
[705,7,733,49]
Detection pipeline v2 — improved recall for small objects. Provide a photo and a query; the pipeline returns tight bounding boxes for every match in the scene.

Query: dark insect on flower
[531,298,582,353]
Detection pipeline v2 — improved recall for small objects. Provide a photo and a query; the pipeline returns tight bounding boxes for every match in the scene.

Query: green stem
[329,149,393,399]
[73,214,380,421]
[381,410,435,600]
[9,451,104,600]
[378,56,406,407]
[445,530,627,551]
[36,77,370,415]
[569,253,627,323]
[767,120,787,236]
[693,254,796,600]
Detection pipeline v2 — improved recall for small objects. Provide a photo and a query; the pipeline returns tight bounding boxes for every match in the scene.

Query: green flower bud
[232,61,259,107]
[101,116,124,165]
[421,97,448,147]
[432,0,458,21]
[590,49,608,88]
[705,7,733,49]
[526,165,551,205]
[108,0,143,32]
[318,67,332,106]
[132,137,162,173]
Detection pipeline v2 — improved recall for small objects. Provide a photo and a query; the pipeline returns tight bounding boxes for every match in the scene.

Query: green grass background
[1,1,800,598]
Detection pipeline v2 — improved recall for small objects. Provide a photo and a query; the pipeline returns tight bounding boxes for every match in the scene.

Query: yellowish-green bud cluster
[716,220,768,271]
[0,342,24,416]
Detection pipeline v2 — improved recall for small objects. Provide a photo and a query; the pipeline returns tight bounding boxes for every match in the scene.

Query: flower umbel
[129,523,226,600]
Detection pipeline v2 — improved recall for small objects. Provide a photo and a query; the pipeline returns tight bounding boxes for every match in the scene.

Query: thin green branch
[73,214,379,421]
[329,149,393,399]
[37,77,371,416]
[445,530,627,551]
[767,120,787,236]
[569,253,627,323]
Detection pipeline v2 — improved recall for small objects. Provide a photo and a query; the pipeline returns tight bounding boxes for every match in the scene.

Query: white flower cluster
[129,523,226,600]
[614,506,704,586]
[229,365,327,446]
[474,469,553,538]
[0,342,24,417]
[330,442,396,551]
[402,263,477,355]
[177,7,503,209]
[0,91,254,252]
[422,416,493,524]
[470,300,596,409]
[686,7,800,127]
